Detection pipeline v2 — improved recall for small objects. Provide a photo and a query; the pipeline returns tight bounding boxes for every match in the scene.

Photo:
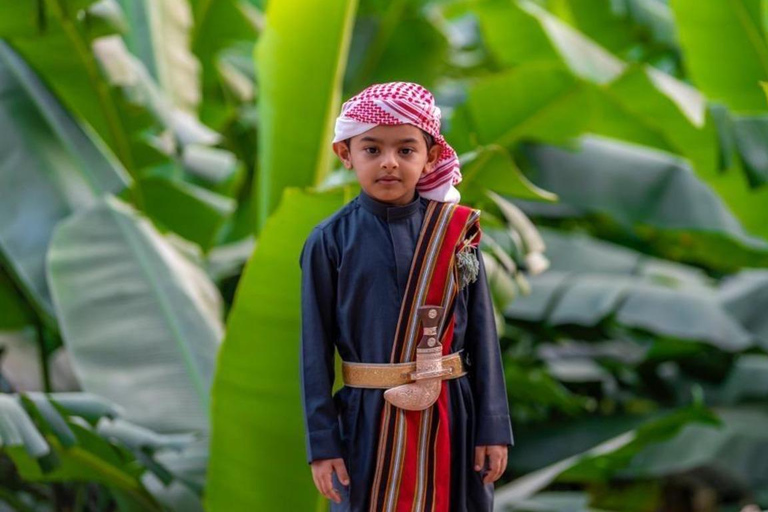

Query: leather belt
[341,352,466,389]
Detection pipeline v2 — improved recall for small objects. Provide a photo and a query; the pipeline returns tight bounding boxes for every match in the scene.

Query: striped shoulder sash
[369,200,481,512]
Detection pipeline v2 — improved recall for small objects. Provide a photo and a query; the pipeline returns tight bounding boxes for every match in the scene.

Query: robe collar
[359,188,424,221]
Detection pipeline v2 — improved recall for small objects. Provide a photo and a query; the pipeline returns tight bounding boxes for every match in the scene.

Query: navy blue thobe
[299,189,514,511]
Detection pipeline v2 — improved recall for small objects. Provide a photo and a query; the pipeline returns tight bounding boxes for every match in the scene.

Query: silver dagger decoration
[384,305,453,411]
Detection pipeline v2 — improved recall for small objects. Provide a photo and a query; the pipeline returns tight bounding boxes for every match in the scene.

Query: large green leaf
[0,42,130,323]
[507,413,657,474]
[731,115,768,187]
[541,0,637,55]
[254,0,358,231]
[671,0,768,112]
[542,0,678,64]
[5,1,220,176]
[187,0,259,131]
[4,0,152,173]
[602,64,716,174]
[467,0,716,174]
[504,229,759,353]
[454,62,589,149]
[567,407,768,494]
[0,270,33,330]
[449,61,714,185]
[117,0,202,113]
[345,2,449,93]
[616,284,755,353]
[715,354,768,405]
[189,0,259,88]
[0,2,40,37]
[458,144,558,203]
[47,196,223,433]
[720,269,768,346]
[520,136,768,270]
[139,176,236,251]
[206,187,347,511]
[483,0,625,83]
[495,404,718,504]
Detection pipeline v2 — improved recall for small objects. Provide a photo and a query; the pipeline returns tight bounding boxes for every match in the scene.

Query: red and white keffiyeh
[333,82,462,203]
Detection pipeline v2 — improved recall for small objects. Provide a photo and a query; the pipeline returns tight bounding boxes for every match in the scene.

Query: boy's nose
[381,152,398,169]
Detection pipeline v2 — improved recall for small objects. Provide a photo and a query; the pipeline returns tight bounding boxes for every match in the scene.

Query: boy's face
[332,124,443,205]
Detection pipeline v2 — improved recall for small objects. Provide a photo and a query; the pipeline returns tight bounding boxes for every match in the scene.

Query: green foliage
[671,0,768,113]
[4,0,768,509]
[47,196,223,434]
[0,392,195,512]
[206,188,348,511]
[0,42,131,325]
[254,0,358,231]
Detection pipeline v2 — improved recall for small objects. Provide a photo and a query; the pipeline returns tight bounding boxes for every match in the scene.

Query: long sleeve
[299,227,343,463]
[465,248,515,447]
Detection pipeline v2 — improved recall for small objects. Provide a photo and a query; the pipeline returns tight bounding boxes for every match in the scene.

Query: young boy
[300,82,513,511]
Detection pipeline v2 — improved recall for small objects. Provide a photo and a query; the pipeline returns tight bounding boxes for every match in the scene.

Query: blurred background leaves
[2,0,768,511]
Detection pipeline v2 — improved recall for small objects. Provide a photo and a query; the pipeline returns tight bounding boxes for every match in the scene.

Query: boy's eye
[362,147,415,155]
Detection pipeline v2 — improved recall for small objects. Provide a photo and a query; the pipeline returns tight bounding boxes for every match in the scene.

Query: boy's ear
[422,143,443,175]
[333,141,353,169]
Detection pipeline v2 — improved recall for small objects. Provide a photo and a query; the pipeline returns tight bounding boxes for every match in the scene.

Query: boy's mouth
[378,176,401,183]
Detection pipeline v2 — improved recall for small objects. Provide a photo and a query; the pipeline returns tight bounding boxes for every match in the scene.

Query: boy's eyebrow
[359,136,419,144]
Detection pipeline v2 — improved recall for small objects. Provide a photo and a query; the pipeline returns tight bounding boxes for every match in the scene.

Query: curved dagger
[383,305,453,411]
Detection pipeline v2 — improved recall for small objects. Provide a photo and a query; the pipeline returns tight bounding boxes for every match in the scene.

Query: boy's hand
[474,445,508,484]
[310,458,350,504]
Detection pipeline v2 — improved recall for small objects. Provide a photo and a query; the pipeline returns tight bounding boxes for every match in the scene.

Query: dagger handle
[416,305,444,349]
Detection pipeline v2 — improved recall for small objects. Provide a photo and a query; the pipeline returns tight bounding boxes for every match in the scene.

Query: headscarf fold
[332,82,462,203]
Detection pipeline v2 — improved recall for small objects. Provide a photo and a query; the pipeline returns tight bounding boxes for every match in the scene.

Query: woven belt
[341,352,466,389]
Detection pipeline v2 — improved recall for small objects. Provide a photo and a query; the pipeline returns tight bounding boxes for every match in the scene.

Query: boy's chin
[364,186,417,205]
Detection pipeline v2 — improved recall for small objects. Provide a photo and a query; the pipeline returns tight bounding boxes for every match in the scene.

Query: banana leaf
[138,176,236,250]
[3,0,154,173]
[720,269,768,346]
[466,0,716,175]
[458,144,558,203]
[0,271,33,331]
[0,393,165,511]
[254,0,358,230]
[47,195,223,433]
[345,2,449,93]
[504,228,759,353]
[670,0,768,112]
[520,136,768,270]
[206,187,347,511]
[189,0,260,87]
[495,403,718,504]
[117,0,202,112]
[0,42,130,324]
[4,0,220,175]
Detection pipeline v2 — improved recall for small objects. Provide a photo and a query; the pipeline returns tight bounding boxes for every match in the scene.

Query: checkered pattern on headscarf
[333,82,462,203]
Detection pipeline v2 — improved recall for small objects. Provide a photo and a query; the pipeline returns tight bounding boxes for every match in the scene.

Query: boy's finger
[320,470,343,504]
[312,473,321,494]
[474,446,486,471]
[497,450,508,480]
[483,462,498,483]
[482,462,492,483]
[484,451,502,484]
[314,472,330,497]
[333,460,350,486]
[321,472,334,498]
